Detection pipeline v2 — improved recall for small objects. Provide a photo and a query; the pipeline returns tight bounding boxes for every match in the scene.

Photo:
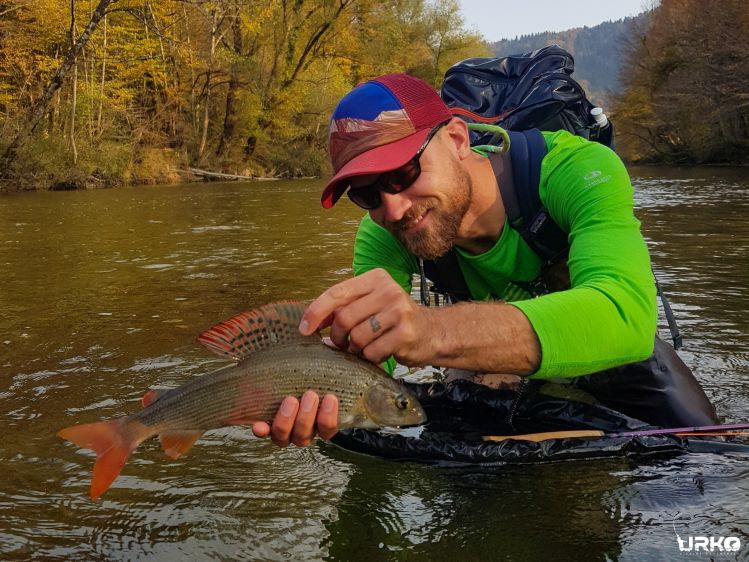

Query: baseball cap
[321,74,453,209]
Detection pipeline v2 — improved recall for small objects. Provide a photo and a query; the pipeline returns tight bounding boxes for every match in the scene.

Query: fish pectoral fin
[159,430,205,460]
[142,388,168,408]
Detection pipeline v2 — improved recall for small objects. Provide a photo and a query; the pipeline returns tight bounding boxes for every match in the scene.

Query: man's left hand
[299,268,436,366]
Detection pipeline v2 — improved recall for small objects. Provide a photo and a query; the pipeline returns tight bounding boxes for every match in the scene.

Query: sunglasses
[346,122,448,210]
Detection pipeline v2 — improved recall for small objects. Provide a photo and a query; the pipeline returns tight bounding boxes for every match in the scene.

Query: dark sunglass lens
[384,160,420,193]
[347,186,381,210]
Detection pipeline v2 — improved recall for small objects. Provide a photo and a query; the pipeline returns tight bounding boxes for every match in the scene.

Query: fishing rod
[483,422,749,443]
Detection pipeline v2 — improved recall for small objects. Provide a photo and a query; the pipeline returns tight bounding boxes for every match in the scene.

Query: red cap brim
[321,128,430,209]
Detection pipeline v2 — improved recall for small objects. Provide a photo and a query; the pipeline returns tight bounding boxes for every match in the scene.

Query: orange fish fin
[159,430,205,459]
[57,418,149,501]
[142,388,168,408]
[197,301,320,360]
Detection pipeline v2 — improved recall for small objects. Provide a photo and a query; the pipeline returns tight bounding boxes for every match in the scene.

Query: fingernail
[300,392,316,413]
[299,319,309,334]
[280,397,295,416]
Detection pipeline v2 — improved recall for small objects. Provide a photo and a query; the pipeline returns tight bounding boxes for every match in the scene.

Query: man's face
[353,129,472,260]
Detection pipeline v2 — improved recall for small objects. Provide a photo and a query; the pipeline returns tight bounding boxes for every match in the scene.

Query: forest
[0,0,746,192]
[613,0,749,165]
[490,15,646,108]
[0,0,486,190]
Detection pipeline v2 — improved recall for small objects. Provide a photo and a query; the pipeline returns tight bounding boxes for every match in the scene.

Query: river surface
[1,167,748,561]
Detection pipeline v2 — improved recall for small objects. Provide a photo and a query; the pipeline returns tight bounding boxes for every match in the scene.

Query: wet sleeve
[511,134,657,378]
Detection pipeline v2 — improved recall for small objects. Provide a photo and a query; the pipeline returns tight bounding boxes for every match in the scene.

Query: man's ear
[442,117,472,160]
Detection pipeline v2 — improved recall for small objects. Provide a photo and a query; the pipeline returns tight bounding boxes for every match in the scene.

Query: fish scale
[136,344,383,430]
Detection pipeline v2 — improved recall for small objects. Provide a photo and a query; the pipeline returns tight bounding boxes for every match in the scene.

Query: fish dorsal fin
[197,301,318,360]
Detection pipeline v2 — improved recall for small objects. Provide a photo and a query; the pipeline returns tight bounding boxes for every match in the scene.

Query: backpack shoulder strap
[497,129,569,267]
[420,249,470,304]
[422,128,569,302]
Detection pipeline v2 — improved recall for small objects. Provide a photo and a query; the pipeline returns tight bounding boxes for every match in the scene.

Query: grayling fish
[58,301,426,499]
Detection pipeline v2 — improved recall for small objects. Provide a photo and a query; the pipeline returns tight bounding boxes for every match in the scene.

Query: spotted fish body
[135,344,415,431]
[57,302,426,500]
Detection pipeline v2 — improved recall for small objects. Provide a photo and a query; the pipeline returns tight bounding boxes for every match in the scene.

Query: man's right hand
[251,390,339,448]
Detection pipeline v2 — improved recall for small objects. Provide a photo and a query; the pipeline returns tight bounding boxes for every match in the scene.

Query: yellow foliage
[2,0,496,188]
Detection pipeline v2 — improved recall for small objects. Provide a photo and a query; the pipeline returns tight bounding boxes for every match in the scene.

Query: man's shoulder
[540,130,620,166]
[356,213,393,242]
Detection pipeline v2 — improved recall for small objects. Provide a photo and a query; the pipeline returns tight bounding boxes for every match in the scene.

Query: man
[252,73,717,448]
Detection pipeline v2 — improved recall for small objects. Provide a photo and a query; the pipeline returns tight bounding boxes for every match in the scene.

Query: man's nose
[378,191,412,222]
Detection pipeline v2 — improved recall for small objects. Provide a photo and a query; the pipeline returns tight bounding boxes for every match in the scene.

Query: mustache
[389,205,431,231]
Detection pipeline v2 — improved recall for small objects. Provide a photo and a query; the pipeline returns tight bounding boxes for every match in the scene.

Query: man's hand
[251,391,339,447]
[299,268,437,366]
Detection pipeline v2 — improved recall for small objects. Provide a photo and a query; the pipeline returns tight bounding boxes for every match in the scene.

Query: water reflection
[322,450,628,561]
[0,171,747,560]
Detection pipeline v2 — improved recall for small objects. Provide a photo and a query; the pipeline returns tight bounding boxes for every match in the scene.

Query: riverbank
[0,143,320,193]
[2,138,745,194]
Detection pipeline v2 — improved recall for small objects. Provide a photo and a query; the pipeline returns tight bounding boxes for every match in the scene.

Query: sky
[458,0,651,42]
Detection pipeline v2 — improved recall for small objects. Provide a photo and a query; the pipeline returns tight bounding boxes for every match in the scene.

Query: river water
[1,167,747,561]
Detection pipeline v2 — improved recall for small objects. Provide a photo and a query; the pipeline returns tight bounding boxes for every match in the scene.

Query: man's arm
[299,268,540,374]
[512,132,657,378]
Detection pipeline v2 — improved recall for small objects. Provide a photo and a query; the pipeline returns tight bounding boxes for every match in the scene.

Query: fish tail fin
[57,418,149,500]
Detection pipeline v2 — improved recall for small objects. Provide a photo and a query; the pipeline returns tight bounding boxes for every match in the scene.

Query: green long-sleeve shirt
[352,130,657,379]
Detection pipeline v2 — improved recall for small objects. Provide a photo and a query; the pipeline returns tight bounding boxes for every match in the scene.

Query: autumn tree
[0,0,491,190]
[613,0,749,164]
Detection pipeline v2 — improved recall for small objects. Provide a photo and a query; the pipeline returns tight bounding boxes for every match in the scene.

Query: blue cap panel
[331,81,403,122]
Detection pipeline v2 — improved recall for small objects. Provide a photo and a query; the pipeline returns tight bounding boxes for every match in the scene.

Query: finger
[270,396,299,448]
[252,421,271,438]
[300,269,389,335]
[290,390,320,447]
[328,289,395,350]
[346,307,393,355]
[360,328,413,366]
[316,394,339,440]
[321,336,340,349]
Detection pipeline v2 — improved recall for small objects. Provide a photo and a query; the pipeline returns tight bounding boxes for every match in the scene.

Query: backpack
[421,45,607,303]
[420,45,682,348]
[440,45,613,149]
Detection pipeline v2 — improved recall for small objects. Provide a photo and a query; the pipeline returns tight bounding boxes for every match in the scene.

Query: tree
[613,0,749,164]
[1,0,118,174]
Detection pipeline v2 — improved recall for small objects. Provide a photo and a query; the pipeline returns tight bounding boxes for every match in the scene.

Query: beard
[386,164,472,260]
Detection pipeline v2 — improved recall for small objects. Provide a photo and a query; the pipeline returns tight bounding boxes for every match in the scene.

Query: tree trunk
[48,47,61,136]
[96,14,107,138]
[197,8,217,163]
[216,10,242,157]
[69,0,79,164]
[1,0,117,174]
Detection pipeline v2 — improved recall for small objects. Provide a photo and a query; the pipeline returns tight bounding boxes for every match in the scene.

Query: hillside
[488,14,648,109]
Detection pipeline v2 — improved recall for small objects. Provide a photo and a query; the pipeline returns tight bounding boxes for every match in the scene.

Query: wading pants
[572,336,719,427]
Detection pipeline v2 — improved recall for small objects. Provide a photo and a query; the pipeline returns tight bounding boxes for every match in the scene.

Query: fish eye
[395,394,409,410]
